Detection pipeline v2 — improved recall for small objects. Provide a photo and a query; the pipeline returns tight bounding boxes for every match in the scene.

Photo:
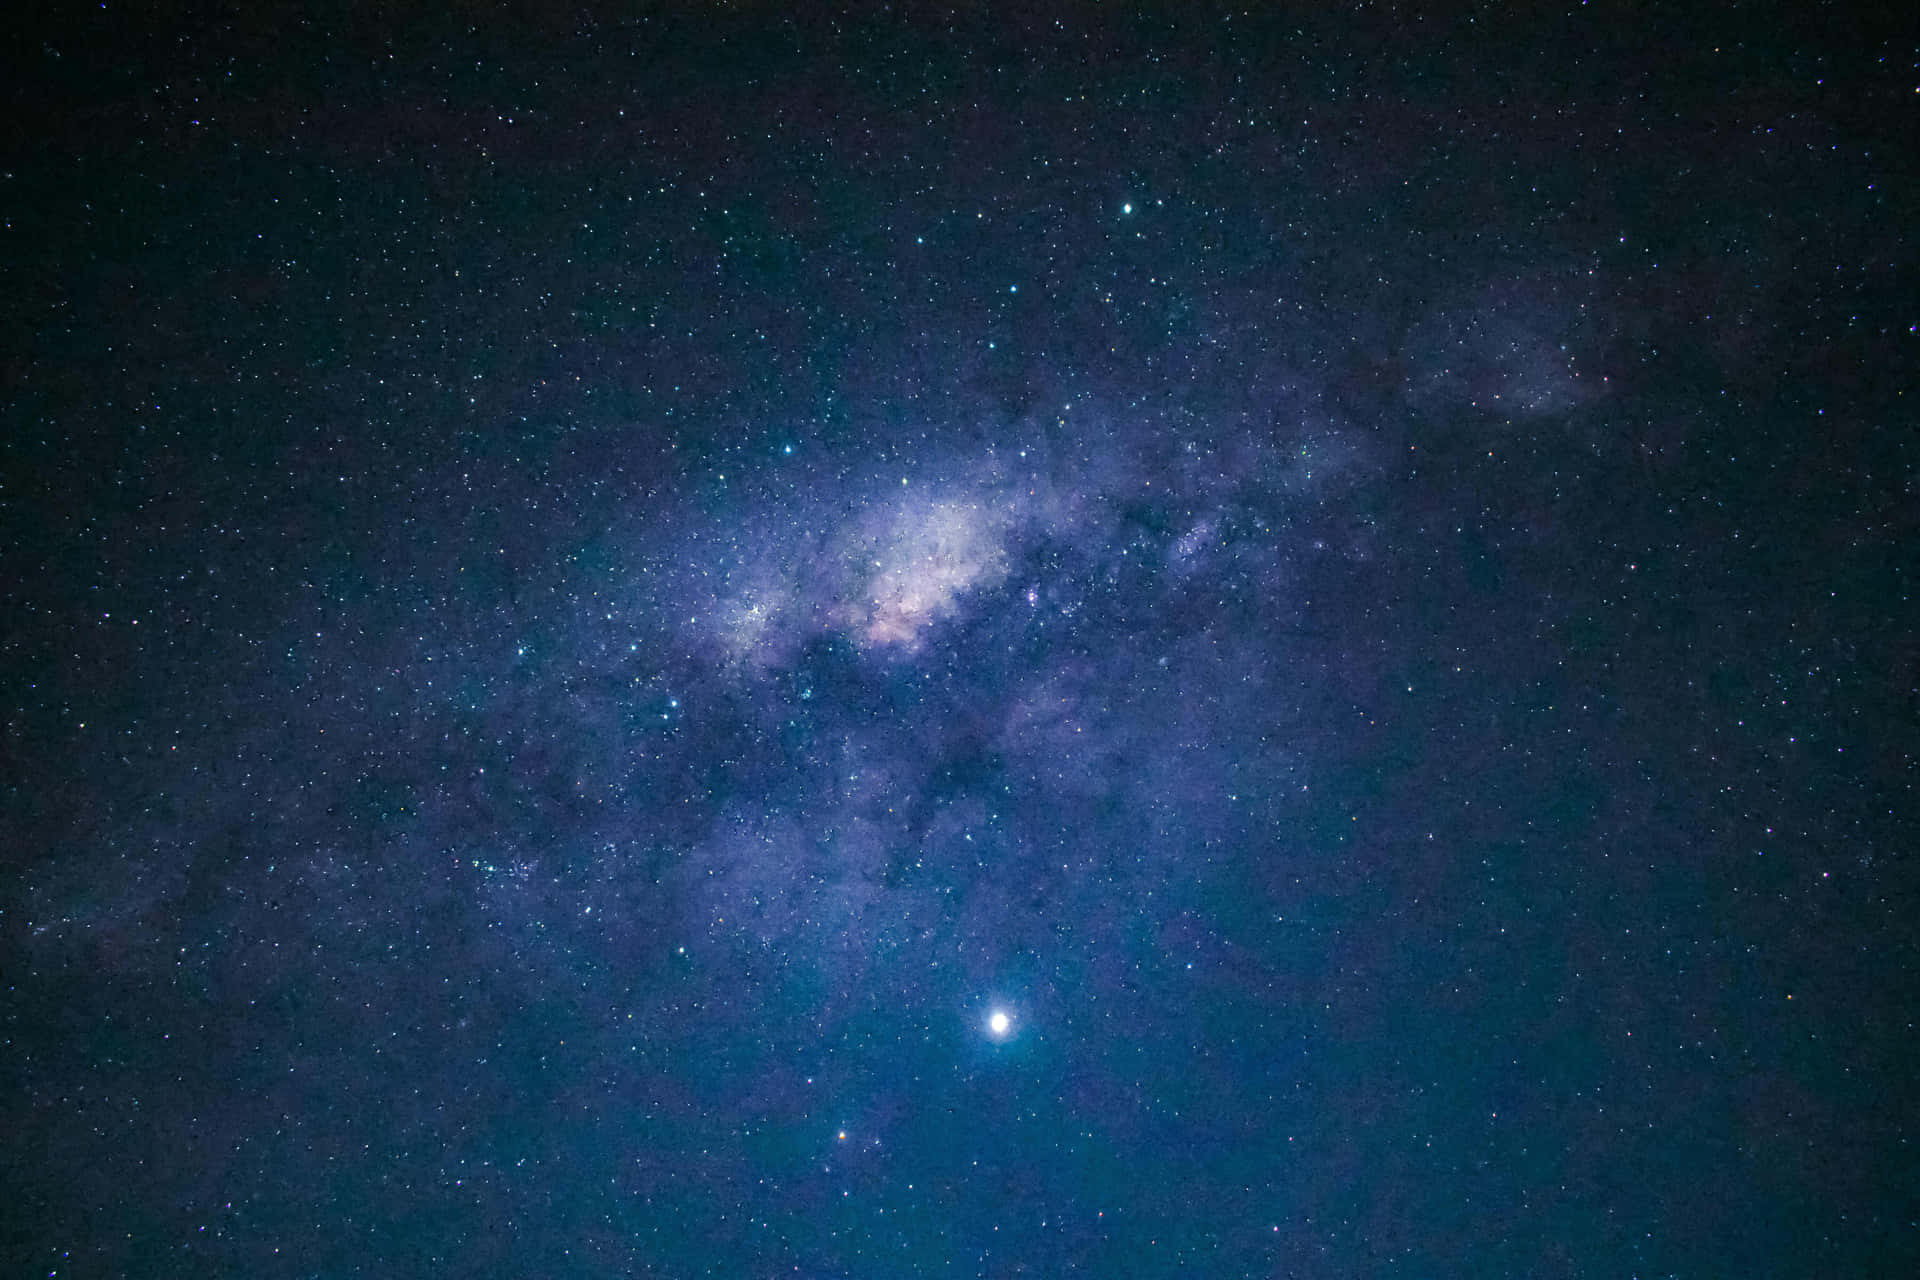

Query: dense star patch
[2,6,1913,1279]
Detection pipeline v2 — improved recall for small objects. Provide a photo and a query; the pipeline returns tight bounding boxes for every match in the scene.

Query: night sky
[4,4,1916,1277]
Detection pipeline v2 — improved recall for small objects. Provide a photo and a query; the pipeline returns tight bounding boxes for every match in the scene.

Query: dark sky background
[3,3,1915,1277]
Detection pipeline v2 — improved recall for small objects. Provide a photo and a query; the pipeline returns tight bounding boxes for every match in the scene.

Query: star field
[2,4,1915,1277]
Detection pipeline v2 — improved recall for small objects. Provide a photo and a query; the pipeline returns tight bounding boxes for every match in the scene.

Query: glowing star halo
[986,1008,1013,1039]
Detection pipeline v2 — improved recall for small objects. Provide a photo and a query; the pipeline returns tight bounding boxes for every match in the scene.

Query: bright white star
[987,1009,1012,1038]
